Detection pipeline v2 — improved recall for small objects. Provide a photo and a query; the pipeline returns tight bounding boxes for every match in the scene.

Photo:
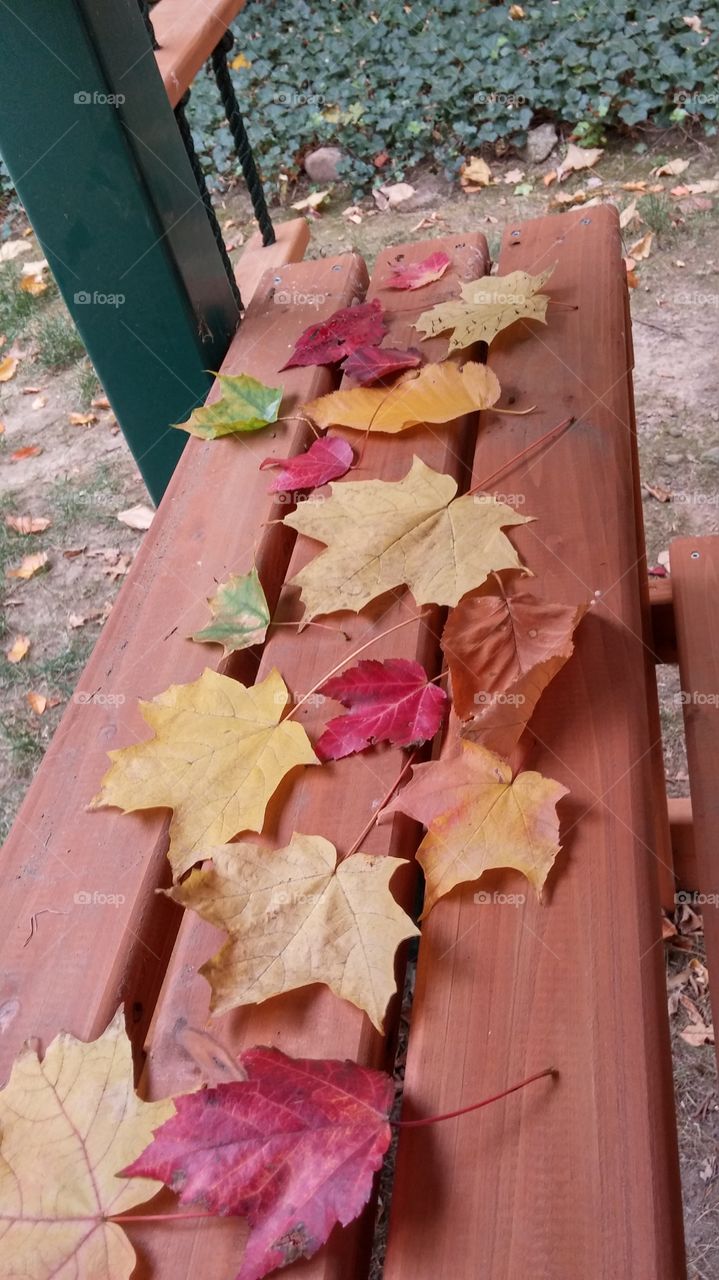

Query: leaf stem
[285,612,428,721]
[343,750,417,859]
[493,404,537,416]
[466,415,574,497]
[109,1210,216,1224]
[392,1066,556,1127]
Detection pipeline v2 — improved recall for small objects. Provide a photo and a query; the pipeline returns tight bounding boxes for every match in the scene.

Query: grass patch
[0,262,46,341]
[74,358,102,408]
[638,193,677,241]
[34,313,86,371]
[48,462,124,526]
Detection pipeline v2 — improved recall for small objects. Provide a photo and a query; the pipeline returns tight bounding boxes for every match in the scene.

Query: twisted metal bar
[137,0,159,49]
[175,91,243,312]
[211,32,275,246]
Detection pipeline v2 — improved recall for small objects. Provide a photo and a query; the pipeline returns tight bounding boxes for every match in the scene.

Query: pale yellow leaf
[460,156,492,189]
[629,231,654,260]
[4,515,51,534]
[556,143,603,181]
[6,635,30,663]
[651,158,690,177]
[26,690,47,714]
[116,503,154,531]
[91,668,318,879]
[169,833,419,1031]
[6,551,48,581]
[384,740,568,917]
[619,198,639,229]
[304,360,501,433]
[0,356,18,382]
[415,265,553,351]
[291,189,331,212]
[0,1008,174,1280]
[284,456,531,621]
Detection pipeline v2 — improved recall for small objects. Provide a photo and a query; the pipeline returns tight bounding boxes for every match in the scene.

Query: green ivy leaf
[175,374,283,441]
[192,567,271,657]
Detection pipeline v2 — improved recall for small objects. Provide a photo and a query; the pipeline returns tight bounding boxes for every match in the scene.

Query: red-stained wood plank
[129,232,490,1280]
[383,207,685,1279]
[671,535,719,1068]
[0,251,368,1079]
[668,795,696,890]
[153,0,246,108]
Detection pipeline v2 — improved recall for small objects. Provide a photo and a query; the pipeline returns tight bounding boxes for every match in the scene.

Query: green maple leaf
[192,568,271,658]
[175,374,283,440]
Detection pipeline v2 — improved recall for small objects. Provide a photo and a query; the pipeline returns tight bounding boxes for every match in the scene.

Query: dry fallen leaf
[91,667,318,879]
[415,265,553,351]
[31,394,47,410]
[4,514,51,534]
[651,158,690,177]
[68,411,98,426]
[0,1009,174,1280]
[284,456,531,621]
[6,551,48,581]
[291,189,331,213]
[384,740,568,917]
[373,182,416,211]
[629,231,654,260]
[192,567,270,658]
[10,445,42,462]
[0,239,33,264]
[549,188,588,208]
[556,143,603,181]
[442,588,587,756]
[0,355,18,382]
[26,691,47,714]
[6,635,30,663]
[116,503,154,531]
[168,833,419,1030]
[619,198,640,229]
[460,156,493,190]
[303,360,501,433]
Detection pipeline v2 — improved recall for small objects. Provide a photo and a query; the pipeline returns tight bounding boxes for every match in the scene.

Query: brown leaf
[116,504,154,531]
[6,551,49,581]
[5,515,51,535]
[68,412,97,426]
[6,635,30,663]
[26,691,47,715]
[0,356,18,382]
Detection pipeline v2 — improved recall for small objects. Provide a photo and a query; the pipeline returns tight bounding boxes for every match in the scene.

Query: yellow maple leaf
[169,833,419,1031]
[284,457,531,621]
[384,741,568,917]
[414,266,554,351]
[304,360,501,432]
[0,1008,174,1280]
[92,668,318,879]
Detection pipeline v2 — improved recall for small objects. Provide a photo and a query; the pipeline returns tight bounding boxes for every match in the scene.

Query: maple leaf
[386,251,451,290]
[192,567,271,658]
[259,435,353,492]
[555,142,603,181]
[167,833,419,1029]
[442,589,587,756]
[384,741,568,917]
[284,456,530,621]
[281,298,386,369]
[303,360,501,433]
[315,658,447,760]
[91,668,318,879]
[0,1008,174,1280]
[174,374,283,440]
[6,550,48,580]
[342,345,422,386]
[124,1046,394,1280]
[414,266,554,352]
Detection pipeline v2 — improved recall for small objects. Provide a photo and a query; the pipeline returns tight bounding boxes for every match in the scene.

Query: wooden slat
[0,250,368,1078]
[235,220,310,303]
[129,232,490,1280]
[153,0,246,108]
[649,576,677,664]
[668,796,696,890]
[383,208,685,1279]
[670,535,719,1064]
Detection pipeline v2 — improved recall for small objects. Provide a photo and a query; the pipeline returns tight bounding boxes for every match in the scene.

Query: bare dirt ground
[1,136,718,1274]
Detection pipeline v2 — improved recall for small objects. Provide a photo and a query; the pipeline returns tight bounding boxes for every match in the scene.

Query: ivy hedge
[186,0,719,191]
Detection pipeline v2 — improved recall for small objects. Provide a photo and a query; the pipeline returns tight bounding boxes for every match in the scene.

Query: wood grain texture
[153,0,246,107]
[383,208,685,1280]
[0,251,368,1078]
[671,535,719,1066]
[668,796,696,890]
[235,220,310,304]
[130,233,490,1280]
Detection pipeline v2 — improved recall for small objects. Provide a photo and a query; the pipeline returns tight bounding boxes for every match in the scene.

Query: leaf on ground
[629,231,653,260]
[192,567,270,658]
[442,588,587,756]
[10,445,42,462]
[415,266,553,351]
[169,833,417,1028]
[303,360,501,432]
[0,1008,174,1280]
[0,356,18,382]
[373,182,416,210]
[342,345,422,386]
[0,239,33,263]
[6,635,30,663]
[651,158,690,177]
[6,551,48,581]
[285,456,530,621]
[619,198,640,229]
[174,374,283,440]
[386,251,451,290]
[384,741,568,917]
[91,668,318,879]
[116,503,154,530]
[556,143,603,181]
[460,156,493,189]
[315,658,448,760]
[291,189,331,212]
[259,436,353,492]
[281,299,385,369]
[4,515,51,534]
[124,1046,394,1280]
[26,690,47,714]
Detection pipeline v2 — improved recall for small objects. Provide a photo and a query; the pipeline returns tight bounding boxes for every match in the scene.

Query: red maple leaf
[280,299,386,369]
[123,1047,393,1280]
[342,345,423,386]
[315,658,448,761]
[259,436,353,492]
[386,250,451,290]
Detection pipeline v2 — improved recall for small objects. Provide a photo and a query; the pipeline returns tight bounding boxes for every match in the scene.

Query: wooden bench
[1,207,697,1277]
[149,0,248,107]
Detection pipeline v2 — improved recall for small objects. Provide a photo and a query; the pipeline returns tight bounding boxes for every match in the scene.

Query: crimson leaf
[316,657,448,761]
[280,299,385,369]
[342,345,423,386]
[259,435,353,493]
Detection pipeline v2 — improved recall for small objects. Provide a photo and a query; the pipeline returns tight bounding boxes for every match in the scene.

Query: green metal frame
[0,0,241,502]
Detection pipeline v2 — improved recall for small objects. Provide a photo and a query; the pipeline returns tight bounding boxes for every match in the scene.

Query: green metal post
[0,0,241,502]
